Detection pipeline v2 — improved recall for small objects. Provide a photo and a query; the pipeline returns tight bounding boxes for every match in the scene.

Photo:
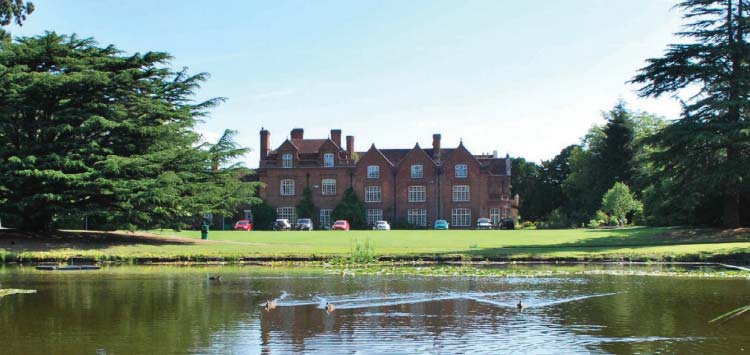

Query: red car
[331,220,350,231]
[233,219,253,231]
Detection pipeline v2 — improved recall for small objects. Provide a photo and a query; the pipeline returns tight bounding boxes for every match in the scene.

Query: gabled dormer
[318,139,343,167]
[444,141,482,179]
[396,143,436,180]
[356,144,395,179]
[275,139,299,168]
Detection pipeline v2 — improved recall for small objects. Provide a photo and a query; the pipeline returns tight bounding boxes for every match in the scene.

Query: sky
[8,0,687,167]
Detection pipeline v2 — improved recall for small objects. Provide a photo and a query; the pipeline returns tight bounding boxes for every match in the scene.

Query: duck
[264,300,277,311]
[325,302,336,313]
[516,300,525,311]
[208,275,222,281]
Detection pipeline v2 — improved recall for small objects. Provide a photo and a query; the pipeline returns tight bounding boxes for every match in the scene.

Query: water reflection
[0,265,748,354]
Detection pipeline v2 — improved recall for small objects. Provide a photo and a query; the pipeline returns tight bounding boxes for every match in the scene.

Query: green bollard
[201,222,209,240]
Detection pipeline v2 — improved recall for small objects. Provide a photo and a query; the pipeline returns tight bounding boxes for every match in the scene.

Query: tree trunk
[723,146,741,229]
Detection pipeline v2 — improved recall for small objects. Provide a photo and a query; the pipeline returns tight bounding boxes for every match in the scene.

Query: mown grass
[0,227,748,263]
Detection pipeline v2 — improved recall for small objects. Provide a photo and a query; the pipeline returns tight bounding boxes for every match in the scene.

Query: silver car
[476,218,493,230]
[373,221,391,230]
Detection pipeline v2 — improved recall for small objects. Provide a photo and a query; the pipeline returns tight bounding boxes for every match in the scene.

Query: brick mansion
[257,128,519,228]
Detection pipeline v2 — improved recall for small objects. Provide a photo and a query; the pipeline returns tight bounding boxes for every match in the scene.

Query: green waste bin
[201,222,209,240]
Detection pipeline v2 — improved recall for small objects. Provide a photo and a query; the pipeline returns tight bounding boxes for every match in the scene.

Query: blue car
[434,219,449,230]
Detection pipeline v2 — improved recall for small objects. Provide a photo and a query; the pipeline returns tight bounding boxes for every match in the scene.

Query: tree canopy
[0,32,260,231]
[631,0,750,228]
[0,0,34,41]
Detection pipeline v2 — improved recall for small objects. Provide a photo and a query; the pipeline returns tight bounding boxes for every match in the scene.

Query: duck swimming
[264,300,277,311]
[209,276,222,281]
[517,300,525,310]
[325,302,336,313]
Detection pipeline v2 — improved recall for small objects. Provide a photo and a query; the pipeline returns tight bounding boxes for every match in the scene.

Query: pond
[1,264,748,354]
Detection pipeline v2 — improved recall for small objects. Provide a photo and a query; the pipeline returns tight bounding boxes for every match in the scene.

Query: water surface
[1,264,748,354]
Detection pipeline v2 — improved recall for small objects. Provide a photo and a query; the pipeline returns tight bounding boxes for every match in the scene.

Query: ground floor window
[490,208,500,226]
[502,208,509,218]
[408,208,427,227]
[277,207,297,223]
[452,208,471,227]
[367,209,383,225]
[320,209,332,228]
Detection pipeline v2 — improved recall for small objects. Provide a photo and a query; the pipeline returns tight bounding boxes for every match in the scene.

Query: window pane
[367,165,380,178]
[324,153,334,167]
[282,153,293,168]
[319,209,332,228]
[451,208,471,227]
[280,179,295,196]
[365,186,382,202]
[410,164,423,178]
[408,186,426,202]
[322,179,336,196]
[367,209,383,225]
[490,208,500,225]
[452,185,469,202]
[407,208,427,226]
[455,164,468,178]
[277,207,297,223]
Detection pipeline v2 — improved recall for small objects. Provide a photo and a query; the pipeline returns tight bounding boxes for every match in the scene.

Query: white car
[476,218,493,230]
[373,221,391,230]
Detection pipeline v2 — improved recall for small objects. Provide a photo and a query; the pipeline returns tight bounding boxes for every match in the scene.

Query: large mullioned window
[277,207,297,223]
[280,179,295,196]
[408,208,427,226]
[365,186,382,203]
[321,179,336,196]
[452,185,470,202]
[408,186,426,202]
[452,208,471,227]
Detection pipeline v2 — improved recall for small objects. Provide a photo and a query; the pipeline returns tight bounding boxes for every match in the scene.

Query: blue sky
[9,0,685,167]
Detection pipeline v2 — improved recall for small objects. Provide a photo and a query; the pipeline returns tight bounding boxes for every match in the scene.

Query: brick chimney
[330,129,342,148]
[290,128,304,140]
[432,133,441,161]
[260,128,270,161]
[346,135,354,158]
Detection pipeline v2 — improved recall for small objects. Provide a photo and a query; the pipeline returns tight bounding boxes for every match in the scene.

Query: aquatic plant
[350,237,375,264]
[710,304,750,325]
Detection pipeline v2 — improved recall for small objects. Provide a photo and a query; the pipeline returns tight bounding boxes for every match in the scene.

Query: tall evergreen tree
[331,188,366,229]
[0,33,259,231]
[631,0,750,228]
[592,102,636,189]
[0,0,34,42]
[296,186,318,225]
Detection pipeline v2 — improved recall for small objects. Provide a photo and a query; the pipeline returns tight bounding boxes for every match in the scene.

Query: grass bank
[0,227,749,264]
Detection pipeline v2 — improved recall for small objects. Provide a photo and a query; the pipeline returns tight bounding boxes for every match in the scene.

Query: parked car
[373,221,391,230]
[434,219,449,230]
[476,218,493,230]
[332,220,350,231]
[233,219,253,231]
[499,218,515,230]
[273,219,291,231]
[294,218,314,231]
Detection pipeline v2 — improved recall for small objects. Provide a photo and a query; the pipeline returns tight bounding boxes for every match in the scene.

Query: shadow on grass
[0,229,196,253]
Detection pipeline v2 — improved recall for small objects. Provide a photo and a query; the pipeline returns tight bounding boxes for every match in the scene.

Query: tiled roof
[290,139,328,154]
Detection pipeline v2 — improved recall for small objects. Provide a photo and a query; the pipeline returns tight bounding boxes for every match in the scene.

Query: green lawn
[1,227,749,262]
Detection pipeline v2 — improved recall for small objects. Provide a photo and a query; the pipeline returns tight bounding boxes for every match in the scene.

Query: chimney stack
[260,128,270,161]
[290,128,304,140]
[432,133,441,161]
[346,135,355,159]
[330,129,342,148]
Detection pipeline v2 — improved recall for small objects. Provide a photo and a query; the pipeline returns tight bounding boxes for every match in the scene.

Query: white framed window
[365,186,382,203]
[490,208,501,226]
[408,186,426,202]
[280,179,295,196]
[277,207,297,223]
[324,153,335,167]
[502,208,509,219]
[452,208,471,227]
[321,178,336,196]
[407,208,427,226]
[320,209,332,228]
[367,165,380,179]
[282,153,293,168]
[455,164,468,178]
[452,185,470,202]
[367,209,383,225]
[410,164,423,178]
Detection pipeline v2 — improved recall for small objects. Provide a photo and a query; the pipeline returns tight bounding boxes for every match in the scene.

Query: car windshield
[436,220,447,224]
[334,221,345,225]
[478,218,490,223]
[298,219,311,223]
[236,221,247,225]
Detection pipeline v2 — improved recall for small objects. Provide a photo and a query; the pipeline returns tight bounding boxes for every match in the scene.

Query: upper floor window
[321,178,336,196]
[367,165,380,179]
[455,164,468,178]
[408,186,426,202]
[280,179,295,196]
[324,153,335,167]
[453,185,470,202]
[410,164,423,179]
[365,186,382,203]
[282,153,293,168]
